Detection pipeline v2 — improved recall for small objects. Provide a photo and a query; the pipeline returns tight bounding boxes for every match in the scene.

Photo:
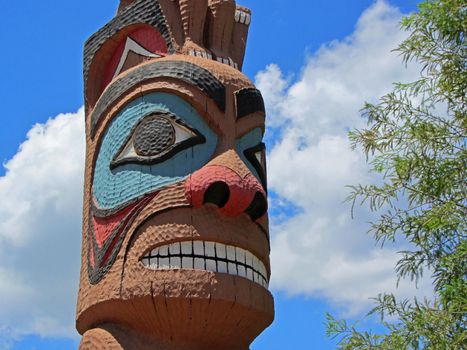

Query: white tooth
[235,248,246,264]
[259,262,267,278]
[142,258,149,267]
[193,241,204,256]
[227,246,236,261]
[235,10,240,22]
[159,257,170,269]
[238,265,246,278]
[159,245,168,257]
[152,248,160,257]
[246,268,253,280]
[245,252,253,268]
[245,14,251,26]
[205,242,216,257]
[150,257,158,269]
[252,256,259,272]
[217,261,228,274]
[228,262,237,275]
[254,272,260,283]
[170,257,182,268]
[194,258,205,270]
[181,242,192,255]
[170,242,181,255]
[216,243,226,259]
[205,259,216,272]
[182,257,194,269]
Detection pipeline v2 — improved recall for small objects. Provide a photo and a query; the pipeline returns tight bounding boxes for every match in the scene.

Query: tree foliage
[326,0,466,348]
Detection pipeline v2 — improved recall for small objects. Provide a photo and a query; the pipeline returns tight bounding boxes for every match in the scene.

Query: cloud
[0,108,84,340]
[258,0,432,314]
[0,1,434,345]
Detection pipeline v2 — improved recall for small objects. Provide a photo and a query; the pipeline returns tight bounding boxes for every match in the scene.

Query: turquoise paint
[93,92,218,210]
[236,128,264,182]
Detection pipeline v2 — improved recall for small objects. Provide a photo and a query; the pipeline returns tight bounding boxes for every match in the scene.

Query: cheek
[86,181,190,285]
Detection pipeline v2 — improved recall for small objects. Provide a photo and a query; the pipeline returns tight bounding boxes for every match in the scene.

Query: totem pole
[77,1,273,349]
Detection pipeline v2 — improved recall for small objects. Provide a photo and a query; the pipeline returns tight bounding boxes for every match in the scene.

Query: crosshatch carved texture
[235,88,266,119]
[134,116,175,156]
[78,1,274,349]
[83,0,173,88]
[90,60,226,137]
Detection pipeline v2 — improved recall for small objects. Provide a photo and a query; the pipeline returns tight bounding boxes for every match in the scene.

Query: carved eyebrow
[90,60,226,138]
[235,88,266,120]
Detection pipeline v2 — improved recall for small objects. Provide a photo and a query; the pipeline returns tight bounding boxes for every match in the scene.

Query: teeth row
[188,49,213,60]
[235,9,251,26]
[216,56,239,69]
[187,50,239,70]
[141,241,269,288]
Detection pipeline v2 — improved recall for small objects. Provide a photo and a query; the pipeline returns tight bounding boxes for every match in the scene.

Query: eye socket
[110,111,205,169]
[244,143,267,190]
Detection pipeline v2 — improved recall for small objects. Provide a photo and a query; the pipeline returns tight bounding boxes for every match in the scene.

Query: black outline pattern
[244,142,268,190]
[90,60,226,138]
[87,192,156,285]
[83,0,173,92]
[235,88,266,119]
[110,110,206,170]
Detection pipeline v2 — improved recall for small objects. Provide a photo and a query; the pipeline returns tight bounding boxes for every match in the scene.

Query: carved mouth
[141,241,269,288]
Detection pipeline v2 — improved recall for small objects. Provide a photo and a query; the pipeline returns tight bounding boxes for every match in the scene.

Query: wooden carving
[77,1,273,349]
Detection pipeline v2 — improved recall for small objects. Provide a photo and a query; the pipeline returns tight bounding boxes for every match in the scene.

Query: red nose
[185,165,268,221]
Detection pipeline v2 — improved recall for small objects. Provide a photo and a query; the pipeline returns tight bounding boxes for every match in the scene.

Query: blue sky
[0,1,426,349]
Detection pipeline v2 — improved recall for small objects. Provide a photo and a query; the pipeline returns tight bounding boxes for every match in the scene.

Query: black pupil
[134,116,175,156]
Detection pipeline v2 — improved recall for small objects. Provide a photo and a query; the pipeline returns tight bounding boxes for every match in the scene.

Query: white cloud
[0,108,84,340]
[258,0,432,314]
[0,1,435,345]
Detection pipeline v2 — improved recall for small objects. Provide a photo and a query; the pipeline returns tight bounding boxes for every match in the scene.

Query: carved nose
[185,165,267,221]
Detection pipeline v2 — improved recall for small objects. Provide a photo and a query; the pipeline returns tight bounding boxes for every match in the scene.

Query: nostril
[203,181,230,208]
[245,192,268,221]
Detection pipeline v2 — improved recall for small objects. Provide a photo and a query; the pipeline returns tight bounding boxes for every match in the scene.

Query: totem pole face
[77,0,273,348]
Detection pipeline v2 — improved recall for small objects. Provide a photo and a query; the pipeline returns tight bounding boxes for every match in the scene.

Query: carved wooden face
[77,1,273,348]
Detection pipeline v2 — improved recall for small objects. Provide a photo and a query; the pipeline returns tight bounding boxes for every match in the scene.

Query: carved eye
[111,111,205,169]
[244,143,267,189]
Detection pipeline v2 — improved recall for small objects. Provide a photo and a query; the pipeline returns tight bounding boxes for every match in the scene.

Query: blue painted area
[251,293,390,350]
[268,190,304,225]
[236,128,264,182]
[10,335,79,350]
[1,1,424,349]
[93,93,217,209]
[252,293,339,350]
